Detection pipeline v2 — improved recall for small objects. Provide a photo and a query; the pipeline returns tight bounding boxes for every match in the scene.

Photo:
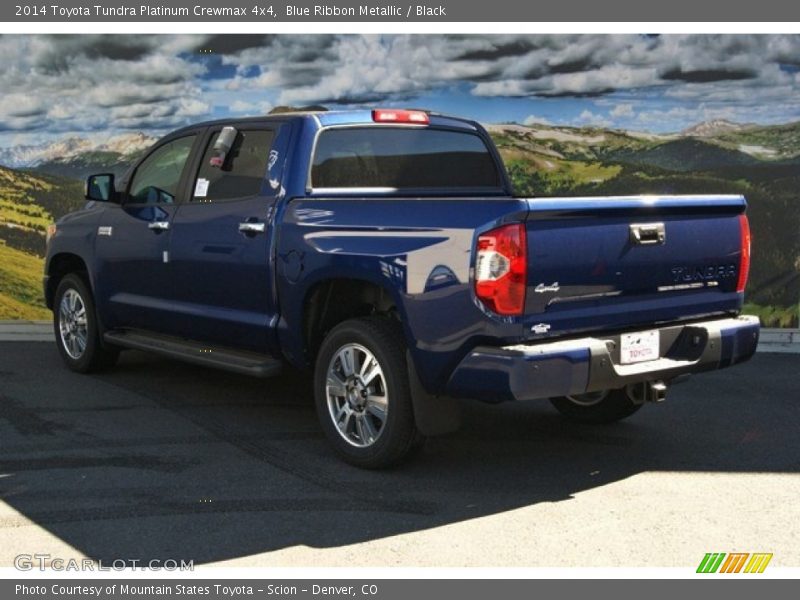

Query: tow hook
[626,380,669,404]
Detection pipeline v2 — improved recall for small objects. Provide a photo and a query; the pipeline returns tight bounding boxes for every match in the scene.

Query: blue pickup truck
[44,109,760,467]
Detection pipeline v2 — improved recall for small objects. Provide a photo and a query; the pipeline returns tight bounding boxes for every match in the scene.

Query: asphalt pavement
[0,338,798,567]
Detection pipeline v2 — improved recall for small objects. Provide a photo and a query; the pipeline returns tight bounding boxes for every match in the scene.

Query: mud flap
[407,351,462,436]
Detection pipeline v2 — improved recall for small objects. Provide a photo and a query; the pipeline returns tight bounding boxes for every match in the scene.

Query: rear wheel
[53,273,119,373]
[314,317,424,468]
[550,388,642,424]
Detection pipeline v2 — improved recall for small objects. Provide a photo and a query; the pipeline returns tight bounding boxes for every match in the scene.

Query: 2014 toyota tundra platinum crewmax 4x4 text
[44,109,760,468]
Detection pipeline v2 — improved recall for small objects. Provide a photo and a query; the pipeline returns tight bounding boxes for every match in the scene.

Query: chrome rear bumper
[446,315,760,403]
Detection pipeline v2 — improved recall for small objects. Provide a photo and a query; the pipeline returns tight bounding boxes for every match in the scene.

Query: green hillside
[0,166,84,257]
[715,121,800,159]
[608,138,760,171]
[0,166,84,319]
[0,241,48,319]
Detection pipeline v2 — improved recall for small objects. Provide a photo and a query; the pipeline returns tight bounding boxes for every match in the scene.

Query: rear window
[311,127,501,190]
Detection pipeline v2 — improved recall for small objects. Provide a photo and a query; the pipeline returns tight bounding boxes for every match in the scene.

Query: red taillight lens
[474,223,527,316]
[737,214,751,293]
[371,109,430,124]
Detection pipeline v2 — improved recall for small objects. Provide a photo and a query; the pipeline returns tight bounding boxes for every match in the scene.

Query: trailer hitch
[626,380,669,404]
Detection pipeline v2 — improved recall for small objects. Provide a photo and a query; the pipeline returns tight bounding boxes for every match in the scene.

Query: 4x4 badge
[534,282,560,293]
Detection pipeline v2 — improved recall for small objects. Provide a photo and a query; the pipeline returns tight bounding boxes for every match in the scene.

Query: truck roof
[166,109,480,137]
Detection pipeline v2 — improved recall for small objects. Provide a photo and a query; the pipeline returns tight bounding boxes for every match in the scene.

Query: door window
[128,136,196,204]
[193,129,274,201]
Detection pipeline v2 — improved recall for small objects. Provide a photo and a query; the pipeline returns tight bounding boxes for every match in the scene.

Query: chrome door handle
[629,222,665,245]
[239,222,266,234]
[148,221,170,231]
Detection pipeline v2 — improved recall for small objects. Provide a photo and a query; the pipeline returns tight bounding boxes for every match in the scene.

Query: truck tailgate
[522,195,748,341]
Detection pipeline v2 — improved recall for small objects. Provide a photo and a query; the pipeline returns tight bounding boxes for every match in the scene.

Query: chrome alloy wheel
[564,390,609,407]
[58,288,88,360]
[325,343,389,448]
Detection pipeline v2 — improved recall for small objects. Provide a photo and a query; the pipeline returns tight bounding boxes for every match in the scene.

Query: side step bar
[104,330,283,378]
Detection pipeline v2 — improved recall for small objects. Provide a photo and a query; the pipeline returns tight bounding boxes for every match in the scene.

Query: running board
[103,330,283,378]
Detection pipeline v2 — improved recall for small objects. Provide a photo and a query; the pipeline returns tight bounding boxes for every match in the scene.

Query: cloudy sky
[2,34,800,146]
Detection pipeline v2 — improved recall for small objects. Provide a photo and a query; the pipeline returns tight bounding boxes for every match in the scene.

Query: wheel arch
[298,276,462,438]
[45,253,90,310]
[301,277,403,366]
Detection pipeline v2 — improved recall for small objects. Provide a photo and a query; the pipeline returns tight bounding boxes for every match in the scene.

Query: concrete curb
[1,320,798,353]
[0,320,54,342]
[757,328,800,354]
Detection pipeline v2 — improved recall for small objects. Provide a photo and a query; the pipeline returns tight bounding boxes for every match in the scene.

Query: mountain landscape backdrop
[1,33,798,325]
[0,117,797,326]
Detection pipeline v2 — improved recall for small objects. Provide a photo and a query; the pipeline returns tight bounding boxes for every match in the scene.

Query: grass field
[0,241,49,320]
[0,165,84,319]
[0,198,51,232]
[743,303,800,329]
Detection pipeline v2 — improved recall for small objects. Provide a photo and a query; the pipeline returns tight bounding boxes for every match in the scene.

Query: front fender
[44,204,104,304]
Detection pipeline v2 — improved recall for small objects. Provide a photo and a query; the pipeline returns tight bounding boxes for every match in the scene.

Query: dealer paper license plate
[620,330,660,364]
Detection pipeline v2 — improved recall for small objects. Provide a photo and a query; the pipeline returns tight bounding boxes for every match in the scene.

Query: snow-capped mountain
[0,132,157,169]
[680,119,753,137]
[99,132,157,156]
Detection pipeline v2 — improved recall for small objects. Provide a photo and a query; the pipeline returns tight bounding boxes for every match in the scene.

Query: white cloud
[0,35,208,135]
[523,114,552,126]
[2,34,800,144]
[176,98,211,118]
[577,109,612,128]
[0,94,47,118]
[229,100,255,113]
[635,104,738,126]
[228,100,274,115]
[610,103,635,118]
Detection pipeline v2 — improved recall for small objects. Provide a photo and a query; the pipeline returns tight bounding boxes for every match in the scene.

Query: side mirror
[85,173,116,202]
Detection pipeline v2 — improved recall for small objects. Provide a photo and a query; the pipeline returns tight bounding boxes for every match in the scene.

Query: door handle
[239,222,266,235]
[629,222,665,245]
[148,221,170,232]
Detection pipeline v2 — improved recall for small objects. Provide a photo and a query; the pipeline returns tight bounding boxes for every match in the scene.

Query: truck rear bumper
[445,315,760,403]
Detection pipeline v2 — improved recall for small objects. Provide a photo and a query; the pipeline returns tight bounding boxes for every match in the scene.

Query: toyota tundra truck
[44,109,760,468]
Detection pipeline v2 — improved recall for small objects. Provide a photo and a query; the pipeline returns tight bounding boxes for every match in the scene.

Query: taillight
[371,109,429,124]
[474,223,527,316]
[737,214,751,293]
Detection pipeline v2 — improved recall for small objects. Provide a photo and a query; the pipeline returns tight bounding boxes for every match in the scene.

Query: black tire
[53,273,119,373]
[314,316,424,469]
[550,388,642,424]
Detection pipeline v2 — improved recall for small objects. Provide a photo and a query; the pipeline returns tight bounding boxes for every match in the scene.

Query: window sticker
[194,178,210,197]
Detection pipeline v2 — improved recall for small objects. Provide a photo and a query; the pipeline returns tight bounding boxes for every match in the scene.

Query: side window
[193,129,274,201]
[128,136,196,205]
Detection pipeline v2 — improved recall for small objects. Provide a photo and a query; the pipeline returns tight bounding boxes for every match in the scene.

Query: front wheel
[53,273,119,373]
[314,317,424,469]
[550,388,642,424]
